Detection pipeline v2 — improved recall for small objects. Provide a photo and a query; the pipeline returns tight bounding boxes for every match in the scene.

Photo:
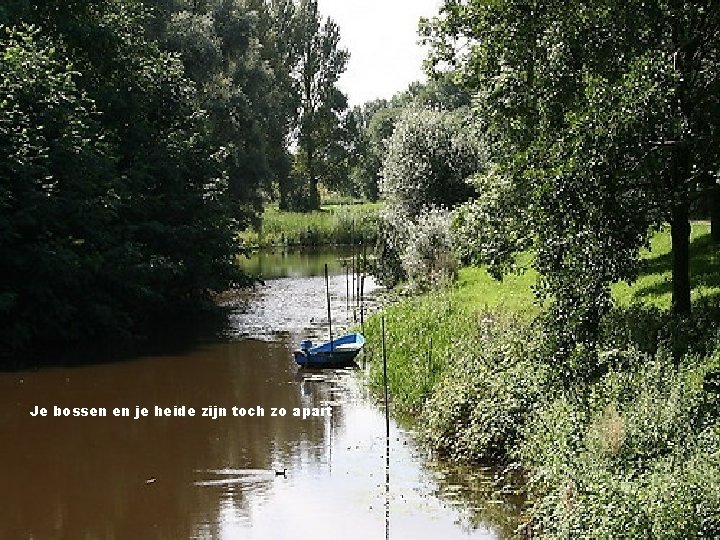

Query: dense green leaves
[424,0,720,350]
[0,26,115,352]
[0,2,269,361]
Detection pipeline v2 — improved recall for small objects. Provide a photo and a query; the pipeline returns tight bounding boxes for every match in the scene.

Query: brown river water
[0,248,519,540]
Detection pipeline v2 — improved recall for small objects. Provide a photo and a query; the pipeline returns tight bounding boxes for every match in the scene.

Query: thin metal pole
[351,220,356,311]
[360,273,365,331]
[325,263,333,352]
[382,316,390,540]
[352,250,357,323]
[427,337,433,388]
[356,246,361,308]
[345,264,349,322]
[360,241,366,330]
[382,317,389,437]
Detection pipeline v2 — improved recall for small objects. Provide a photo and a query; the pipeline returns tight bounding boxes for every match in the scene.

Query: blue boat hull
[293,333,365,368]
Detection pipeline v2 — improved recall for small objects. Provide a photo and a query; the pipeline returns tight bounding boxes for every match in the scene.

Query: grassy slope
[453,222,720,312]
[454,253,540,314]
[365,222,720,537]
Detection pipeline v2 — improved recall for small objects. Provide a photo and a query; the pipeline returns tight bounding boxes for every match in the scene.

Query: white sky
[316,0,444,107]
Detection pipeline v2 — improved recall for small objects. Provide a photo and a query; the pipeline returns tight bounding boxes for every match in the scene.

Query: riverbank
[364,223,720,538]
[239,202,381,249]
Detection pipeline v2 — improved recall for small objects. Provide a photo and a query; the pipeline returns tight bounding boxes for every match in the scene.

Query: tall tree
[245,0,303,209]
[424,0,720,334]
[0,1,252,360]
[156,0,274,227]
[346,99,390,201]
[294,0,349,210]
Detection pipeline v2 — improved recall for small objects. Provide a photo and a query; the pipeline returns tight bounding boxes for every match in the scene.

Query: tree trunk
[671,201,691,315]
[711,185,720,243]
[306,137,320,210]
[278,173,290,211]
[275,153,291,211]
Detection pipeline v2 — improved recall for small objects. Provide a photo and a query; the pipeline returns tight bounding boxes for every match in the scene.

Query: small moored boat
[293,333,365,368]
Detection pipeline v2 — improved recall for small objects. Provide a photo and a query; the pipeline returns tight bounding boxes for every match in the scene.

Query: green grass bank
[364,223,720,538]
[239,202,381,249]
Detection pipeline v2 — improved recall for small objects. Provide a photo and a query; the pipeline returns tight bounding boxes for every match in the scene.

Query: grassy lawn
[454,253,540,314]
[452,222,720,313]
[612,222,720,308]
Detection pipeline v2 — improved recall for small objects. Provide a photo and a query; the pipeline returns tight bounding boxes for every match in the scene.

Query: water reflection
[0,249,516,540]
[238,247,354,279]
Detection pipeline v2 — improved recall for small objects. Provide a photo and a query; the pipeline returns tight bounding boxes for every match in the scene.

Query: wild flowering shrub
[401,207,457,289]
[375,107,482,286]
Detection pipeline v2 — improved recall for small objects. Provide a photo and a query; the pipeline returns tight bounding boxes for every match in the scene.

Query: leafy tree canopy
[423,0,720,351]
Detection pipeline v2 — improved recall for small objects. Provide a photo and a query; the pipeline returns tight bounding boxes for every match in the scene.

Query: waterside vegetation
[239,202,380,249]
[365,224,720,537]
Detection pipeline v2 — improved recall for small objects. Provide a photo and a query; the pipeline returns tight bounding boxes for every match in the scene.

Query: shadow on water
[0,246,524,540]
[4,247,357,372]
[3,303,234,373]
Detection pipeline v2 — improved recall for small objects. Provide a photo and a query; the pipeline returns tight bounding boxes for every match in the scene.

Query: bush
[423,314,549,463]
[521,347,720,539]
[402,207,457,286]
[380,108,481,217]
[375,108,482,285]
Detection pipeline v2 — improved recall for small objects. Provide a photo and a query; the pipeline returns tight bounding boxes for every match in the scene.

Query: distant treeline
[0,0,354,361]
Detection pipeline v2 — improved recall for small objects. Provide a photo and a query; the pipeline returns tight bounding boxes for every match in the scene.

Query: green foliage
[381,108,480,218]
[365,289,475,412]
[0,0,362,361]
[366,216,720,537]
[345,100,394,201]
[399,207,457,290]
[423,314,549,463]
[426,0,720,351]
[449,223,720,317]
[376,108,482,285]
[0,26,114,352]
[395,73,471,110]
[0,2,261,361]
[344,75,472,205]
[153,0,274,227]
[521,348,720,539]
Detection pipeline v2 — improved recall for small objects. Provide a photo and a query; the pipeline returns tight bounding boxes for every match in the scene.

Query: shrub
[375,108,482,285]
[521,347,720,539]
[422,314,549,463]
[401,207,457,290]
[380,108,481,218]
